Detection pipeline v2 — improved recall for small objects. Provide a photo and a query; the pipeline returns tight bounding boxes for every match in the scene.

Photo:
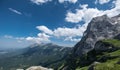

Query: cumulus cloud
[30,0,52,5]
[65,1,120,23]
[53,25,85,42]
[53,26,85,37]
[36,25,53,35]
[24,33,50,43]
[37,33,50,38]
[26,36,50,44]
[4,33,50,44]
[58,0,78,4]
[15,33,50,44]
[36,25,85,42]
[65,11,84,23]
[64,37,81,42]
[65,4,102,23]
[103,0,120,17]
[95,0,111,4]
[8,8,22,15]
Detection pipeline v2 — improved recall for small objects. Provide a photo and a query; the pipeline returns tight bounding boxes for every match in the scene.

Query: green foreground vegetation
[76,39,120,70]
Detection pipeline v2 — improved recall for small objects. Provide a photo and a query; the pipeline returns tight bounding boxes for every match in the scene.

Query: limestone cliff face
[61,14,120,70]
[26,66,53,70]
[73,15,120,56]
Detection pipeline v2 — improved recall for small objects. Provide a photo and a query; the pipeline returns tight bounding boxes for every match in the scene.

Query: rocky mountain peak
[74,14,120,56]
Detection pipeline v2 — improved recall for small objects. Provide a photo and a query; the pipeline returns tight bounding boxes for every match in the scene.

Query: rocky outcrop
[114,34,120,40]
[16,66,53,70]
[74,15,120,56]
[88,61,100,70]
[26,66,53,70]
[61,14,120,70]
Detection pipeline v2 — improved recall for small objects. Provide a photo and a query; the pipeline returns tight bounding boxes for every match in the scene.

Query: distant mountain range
[0,43,71,70]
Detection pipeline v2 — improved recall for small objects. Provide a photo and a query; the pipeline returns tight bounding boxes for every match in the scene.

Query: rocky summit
[60,14,120,70]
[74,15,120,56]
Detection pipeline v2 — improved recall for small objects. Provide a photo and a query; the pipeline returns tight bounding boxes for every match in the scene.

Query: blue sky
[0,0,120,48]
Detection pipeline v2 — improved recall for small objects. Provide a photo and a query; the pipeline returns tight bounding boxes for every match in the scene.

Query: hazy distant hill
[0,43,71,70]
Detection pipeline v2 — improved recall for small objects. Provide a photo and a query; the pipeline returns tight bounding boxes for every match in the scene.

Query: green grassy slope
[76,39,120,70]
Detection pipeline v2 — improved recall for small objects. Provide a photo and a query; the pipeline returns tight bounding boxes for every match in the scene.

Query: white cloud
[65,0,120,25]
[31,0,78,4]
[4,26,85,43]
[24,35,50,44]
[65,11,84,23]
[65,4,102,23]
[95,0,111,4]
[26,37,40,43]
[53,25,86,42]
[36,25,85,42]
[4,33,50,44]
[26,33,50,43]
[53,26,85,37]
[31,0,52,5]
[4,35,13,39]
[37,33,50,40]
[26,37,50,44]
[8,8,22,15]
[58,0,78,4]
[103,0,120,17]
[64,37,81,42]
[36,25,53,35]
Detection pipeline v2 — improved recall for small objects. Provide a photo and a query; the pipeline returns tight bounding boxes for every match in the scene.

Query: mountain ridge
[0,43,71,70]
[60,14,120,70]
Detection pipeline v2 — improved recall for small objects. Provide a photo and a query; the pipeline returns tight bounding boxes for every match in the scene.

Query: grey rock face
[114,34,120,40]
[73,15,120,56]
[88,61,100,70]
[26,66,53,70]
